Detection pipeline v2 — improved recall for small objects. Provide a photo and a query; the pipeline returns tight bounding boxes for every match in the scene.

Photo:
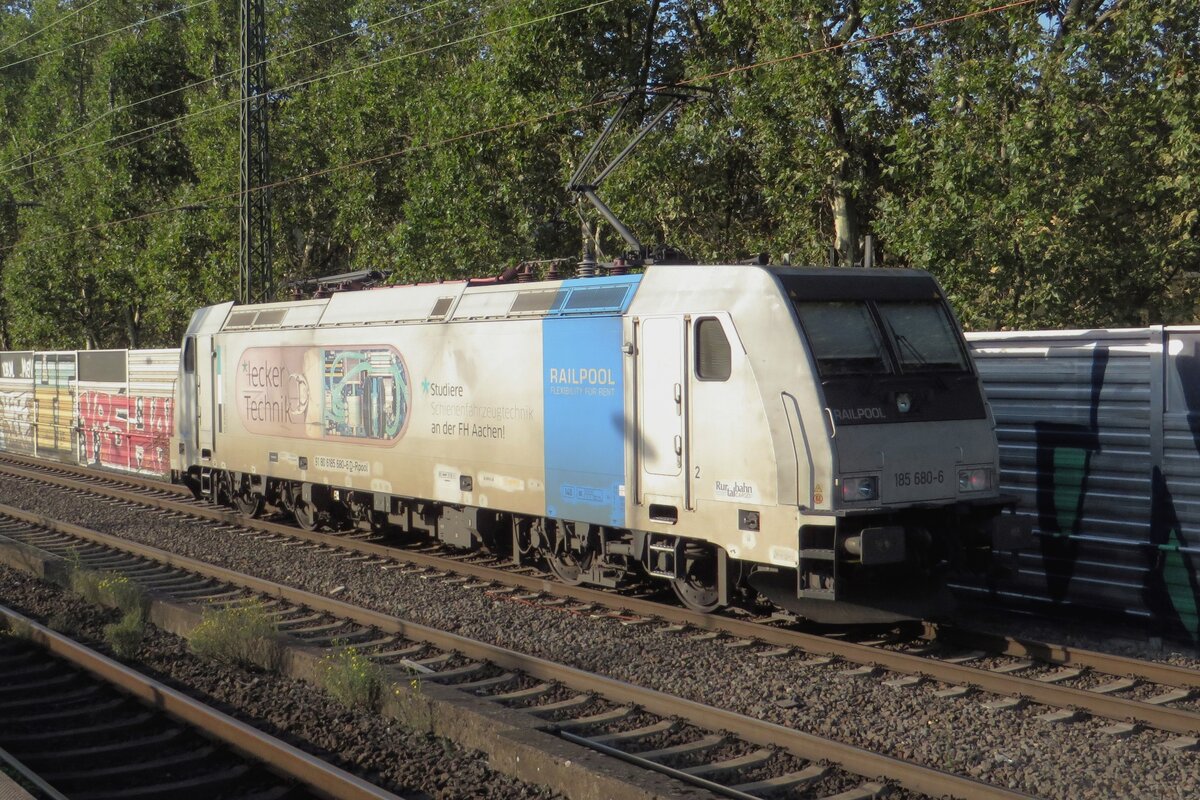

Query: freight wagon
[0,349,176,478]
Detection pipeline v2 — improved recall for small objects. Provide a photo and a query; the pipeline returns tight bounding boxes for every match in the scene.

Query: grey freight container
[966,327,1199,640]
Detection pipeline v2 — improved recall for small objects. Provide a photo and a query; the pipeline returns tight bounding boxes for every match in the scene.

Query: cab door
[194,335,216,458]
[636,316,689,513]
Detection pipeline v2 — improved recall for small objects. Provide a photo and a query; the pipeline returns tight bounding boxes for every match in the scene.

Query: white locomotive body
[173,265,1025,621]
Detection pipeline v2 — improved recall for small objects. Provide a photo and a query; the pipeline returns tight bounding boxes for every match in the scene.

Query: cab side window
[695,318,731,381]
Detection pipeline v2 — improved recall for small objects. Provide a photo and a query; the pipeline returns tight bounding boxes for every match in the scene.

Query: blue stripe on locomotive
[542,275,641,527]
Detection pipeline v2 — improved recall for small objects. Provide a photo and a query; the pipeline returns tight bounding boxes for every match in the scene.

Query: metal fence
[966,327,1200,640]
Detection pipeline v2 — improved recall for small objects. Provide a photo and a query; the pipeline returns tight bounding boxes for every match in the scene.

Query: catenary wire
[0,0,213,73]
[0,0,483,178]
[0,0,458,174]
[0,0,1038,256]
[0,5,499,198]
[0,0,608,183]
[0,0,103,57]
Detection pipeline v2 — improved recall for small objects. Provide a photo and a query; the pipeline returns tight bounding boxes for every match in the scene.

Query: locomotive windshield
[793,298,969,377]
[794,302,889,376]
[876,301,970,372]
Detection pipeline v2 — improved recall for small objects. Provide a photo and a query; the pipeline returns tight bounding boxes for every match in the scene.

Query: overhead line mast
[240,0,272,304]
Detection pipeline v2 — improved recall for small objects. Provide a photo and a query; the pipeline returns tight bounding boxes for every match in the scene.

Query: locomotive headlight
[957,467,994,492]
[840,475,879,503]
[896,392,912,414]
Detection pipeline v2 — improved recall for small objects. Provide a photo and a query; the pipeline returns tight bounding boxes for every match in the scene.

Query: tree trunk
[125,306,141,349]
[827,105,858,267]
[832,187,858,267]
[635,0,662,120]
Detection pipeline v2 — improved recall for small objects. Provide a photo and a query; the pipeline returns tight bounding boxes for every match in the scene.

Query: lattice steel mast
[239,0,272,304]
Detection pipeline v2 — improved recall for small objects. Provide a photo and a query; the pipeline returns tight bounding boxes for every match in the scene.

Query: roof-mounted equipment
[567,85,709,269]
[284,269,388,300]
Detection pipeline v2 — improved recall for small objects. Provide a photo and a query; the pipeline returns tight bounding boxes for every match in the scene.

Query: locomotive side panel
[543,314,627,527]
[626,267,816,569]
[212,319,549,517]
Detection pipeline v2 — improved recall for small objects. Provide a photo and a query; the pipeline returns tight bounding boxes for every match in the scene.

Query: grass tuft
[47,610,79,635]
[104,611,145,658]
[69,570,146,621]
[322,642,386,709]
[188,601,280,670]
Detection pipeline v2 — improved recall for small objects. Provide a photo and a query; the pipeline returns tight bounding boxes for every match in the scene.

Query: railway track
[0,454,1195,747]
[0,495,1035,800]
[0,602,400,800]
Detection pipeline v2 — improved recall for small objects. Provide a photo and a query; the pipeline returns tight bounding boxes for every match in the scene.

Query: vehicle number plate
[894,470,944,488]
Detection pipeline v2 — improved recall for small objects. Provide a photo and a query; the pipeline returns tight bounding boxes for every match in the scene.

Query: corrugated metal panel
[1158,329,1200,638]
[0,352,35,455]
[965,327,1200,639]
[76,349,177,479]
[0,349,177,480]
[126,349,178,478]
[34,352,76,462]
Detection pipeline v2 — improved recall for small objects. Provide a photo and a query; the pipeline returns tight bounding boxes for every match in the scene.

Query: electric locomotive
[172,263,1028,622]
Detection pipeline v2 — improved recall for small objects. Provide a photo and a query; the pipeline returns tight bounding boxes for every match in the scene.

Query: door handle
[674,435,682,456]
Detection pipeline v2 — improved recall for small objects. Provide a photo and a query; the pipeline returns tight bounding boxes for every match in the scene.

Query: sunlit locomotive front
[170,262,1026,623]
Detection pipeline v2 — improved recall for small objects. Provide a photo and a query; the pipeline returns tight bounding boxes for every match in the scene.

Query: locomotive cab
[750,269,1029,622]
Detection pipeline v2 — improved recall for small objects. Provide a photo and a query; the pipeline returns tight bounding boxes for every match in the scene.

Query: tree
[875,0,1200,328]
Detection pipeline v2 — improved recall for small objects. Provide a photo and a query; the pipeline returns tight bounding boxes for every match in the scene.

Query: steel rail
[923,623,1200,691]
[0,602,403,800]
[0,452,190,496]
[1,458,1197,732]
[0,503,1033,800]
[0,743,68,800]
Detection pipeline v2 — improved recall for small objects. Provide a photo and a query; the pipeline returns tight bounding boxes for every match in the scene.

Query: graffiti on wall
[77,389,174,475]
[1032,347,1108,604]
[1156,348,1200,639]
[1026,343,1199,641]
[0,390,34,453]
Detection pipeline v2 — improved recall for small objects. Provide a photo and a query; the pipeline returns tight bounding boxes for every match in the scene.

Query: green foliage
[69,570,147,621]
[1,618,34,641]
[321,641,386,709]
[104,610,145,658]
[1,0,1197,332]
[47,610,79,636]
[188,600,280,670]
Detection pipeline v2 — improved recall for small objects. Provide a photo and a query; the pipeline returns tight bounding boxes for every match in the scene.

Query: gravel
[0,475,1197,800]
[0,561,558,800]
[950,602,1200,670]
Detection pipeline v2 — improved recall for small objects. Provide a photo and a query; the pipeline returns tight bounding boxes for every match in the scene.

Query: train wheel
[293,499,320,530]
[671,543,721,613]
[214,471,234,508]
[234,489,264,518]
[228,473,264,518]
[290,483,321,531]
[543,521,588,585]
[545,547,585,585]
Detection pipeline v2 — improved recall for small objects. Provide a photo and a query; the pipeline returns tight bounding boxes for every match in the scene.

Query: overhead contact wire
[0,0,458,173]
[0,0,214,72]
[0,0,103,56]
[1,0,1036,255]
[0,0,604,183]
[678,0,1038,85]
